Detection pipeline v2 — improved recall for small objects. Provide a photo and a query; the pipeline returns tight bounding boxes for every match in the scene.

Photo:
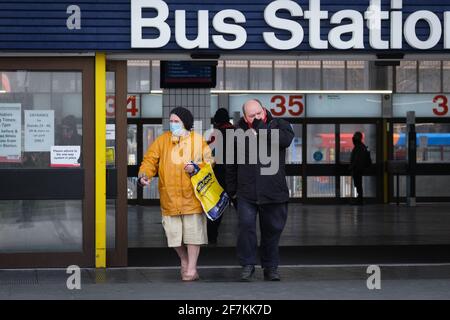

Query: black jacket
[226,110,295,204]
[350,141,369,173]
[208,121,235,189]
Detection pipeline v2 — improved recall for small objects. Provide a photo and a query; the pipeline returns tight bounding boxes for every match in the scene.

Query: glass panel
[393,123,450,162]
[286,176,302,198]
[128,177,138,199]
[396,61,417,93]
[340,124,376,164]
[250,60,272,90]
[322,61,345,90]
[143,124,163,154]
[215,61,224,90]
[211,94,219,118]
[347,61,369,90]
[141,94,162,118]
[275,61,297,90]
[307,94,382,118]
[151,60,160,91]
[298,61,321,90]
[340,176,376,198]
[307,124,335,164]
[225,60,248,90]
[106,199,115,249]
[0,71,82,168]
[419,61,441,93]
[127,60,150,93]
[0,200,82,253]
[52,72,82,93]
[143,177,160,199]
[394,176,450,197]
[286,124,302,164]
[443,61,450,92]
[127,124,137,166]
[307,177,335,197]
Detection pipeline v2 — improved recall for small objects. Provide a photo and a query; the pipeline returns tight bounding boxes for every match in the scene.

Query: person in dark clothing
[207,108,235,246]
[58,115,82,165]
[226,99,294,281]
[350,131,370,205]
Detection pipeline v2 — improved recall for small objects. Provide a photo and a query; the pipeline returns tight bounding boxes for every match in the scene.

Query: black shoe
[263,267,280,281]
[240,265,255,282]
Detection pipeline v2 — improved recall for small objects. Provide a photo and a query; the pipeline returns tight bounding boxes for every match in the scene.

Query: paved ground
[1,264,450,300]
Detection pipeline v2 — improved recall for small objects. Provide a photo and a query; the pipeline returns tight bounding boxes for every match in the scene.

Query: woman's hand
[184,163,195,174]
[139,176,150,186]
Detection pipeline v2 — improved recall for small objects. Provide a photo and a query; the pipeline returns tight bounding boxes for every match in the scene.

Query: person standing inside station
[226,99,294,281]
[207,108,235,246]
[350,131,370,205]
[138,107,213,281]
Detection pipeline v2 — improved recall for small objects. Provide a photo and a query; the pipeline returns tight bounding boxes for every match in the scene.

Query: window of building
[419,61,441,93]
[298,61,321,90]
[274,60,297,90]
[322,61,345,90]
[396,61,417,93]
[250,60,273,90]
[225,60,248,90]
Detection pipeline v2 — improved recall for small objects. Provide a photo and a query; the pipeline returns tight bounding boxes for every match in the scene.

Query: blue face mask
[170,122,185,136]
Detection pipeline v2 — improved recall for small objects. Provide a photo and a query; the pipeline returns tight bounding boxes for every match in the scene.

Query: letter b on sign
[366,265,381,290]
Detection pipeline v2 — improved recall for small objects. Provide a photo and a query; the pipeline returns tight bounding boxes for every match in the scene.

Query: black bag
[364,147,372,168]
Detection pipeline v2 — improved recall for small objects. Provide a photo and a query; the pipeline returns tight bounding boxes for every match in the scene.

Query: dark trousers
[353,173,363,199]
[207,214,223,243]
[237,198,288,268]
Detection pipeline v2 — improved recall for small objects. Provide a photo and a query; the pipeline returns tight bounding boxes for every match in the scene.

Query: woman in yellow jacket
[138,107,212,281]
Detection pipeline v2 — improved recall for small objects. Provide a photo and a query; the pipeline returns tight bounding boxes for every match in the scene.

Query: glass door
[0,58,95,268]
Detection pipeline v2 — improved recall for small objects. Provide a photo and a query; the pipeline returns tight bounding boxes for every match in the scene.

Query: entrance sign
[50,146,81,168]
[24,110,54,152]
[393,94,450,117]
[0,103,21,163]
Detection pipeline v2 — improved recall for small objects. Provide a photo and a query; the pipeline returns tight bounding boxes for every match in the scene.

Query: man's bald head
[242,99,265,124]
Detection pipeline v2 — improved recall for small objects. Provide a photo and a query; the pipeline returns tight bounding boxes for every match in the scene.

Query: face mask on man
[170,122,186,136]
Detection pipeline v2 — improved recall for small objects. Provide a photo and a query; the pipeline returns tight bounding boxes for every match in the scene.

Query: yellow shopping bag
[189,163,230,221]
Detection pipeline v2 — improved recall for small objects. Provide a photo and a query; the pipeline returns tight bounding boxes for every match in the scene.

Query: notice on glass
[106,124,115,140]
[50,146,81,167]
[24,110,54,152]
[0,103,22,163]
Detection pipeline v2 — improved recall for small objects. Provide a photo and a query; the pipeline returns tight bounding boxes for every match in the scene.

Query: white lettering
[263,0,304,50]
[304,0,329,49]
[131,0,171,48]
[404,11,442,49]
[329,10,364,49]
[212,10,247,50]
[175,10,209,49]
[66,5,81,30]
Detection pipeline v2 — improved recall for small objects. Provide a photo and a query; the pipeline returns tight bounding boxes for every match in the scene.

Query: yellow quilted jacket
[138,131,213,216]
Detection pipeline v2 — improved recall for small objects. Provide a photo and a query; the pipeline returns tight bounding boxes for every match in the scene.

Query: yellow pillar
[95,53,106,268]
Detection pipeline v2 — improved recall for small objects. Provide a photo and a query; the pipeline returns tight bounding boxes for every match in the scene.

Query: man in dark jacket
[350,131,370,205]
[226,99,294,281]
[207,108,235,245]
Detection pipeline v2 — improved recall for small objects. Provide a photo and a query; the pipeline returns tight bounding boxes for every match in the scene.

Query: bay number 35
[270,95,304,117]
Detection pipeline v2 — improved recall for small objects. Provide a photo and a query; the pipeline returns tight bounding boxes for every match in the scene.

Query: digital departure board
[160,61,217,88]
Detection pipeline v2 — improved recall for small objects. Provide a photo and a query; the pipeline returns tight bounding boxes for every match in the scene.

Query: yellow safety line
[95,53,106,268]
